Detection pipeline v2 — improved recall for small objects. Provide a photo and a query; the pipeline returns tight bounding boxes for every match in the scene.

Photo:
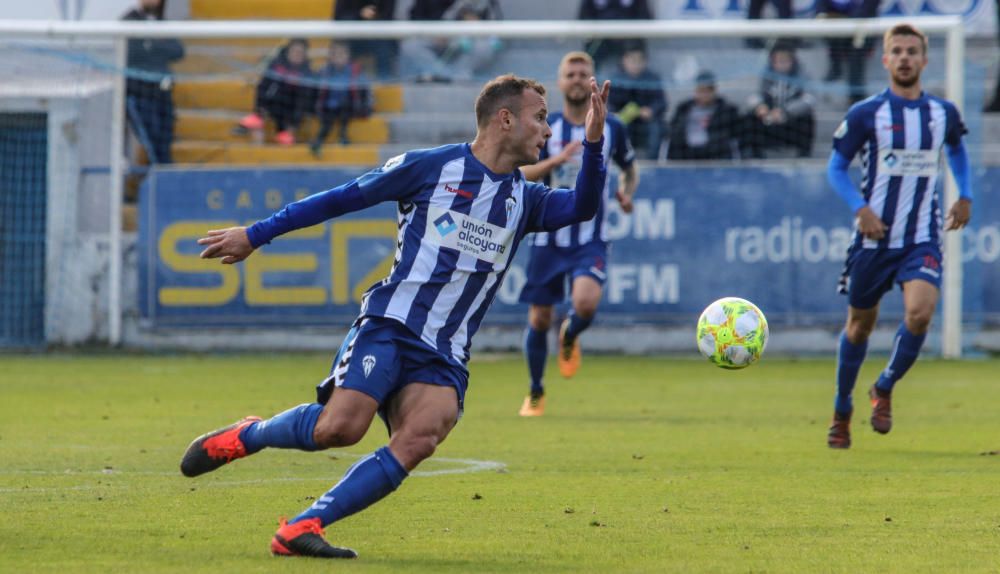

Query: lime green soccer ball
[696,297,769,369]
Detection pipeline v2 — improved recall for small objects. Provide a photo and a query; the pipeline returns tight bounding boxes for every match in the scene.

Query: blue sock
[875,323,926,394]
[525,327,547,396]
[835,331,868,416]
[239,403,323,454]
[563,311,593,343]
[291,446,408,527]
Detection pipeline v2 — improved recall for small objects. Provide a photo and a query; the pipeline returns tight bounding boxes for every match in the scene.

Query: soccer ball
[696,297,769,369]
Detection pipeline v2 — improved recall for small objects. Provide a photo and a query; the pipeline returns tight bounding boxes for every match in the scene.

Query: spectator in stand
[741,42,816,158]
[985,0,1000,112]
[310,41,374,157]
[578,0,653,73]
[333,0,398,80]
[609,44,667,160]
[666,71,741,160]
[236,38,314,146]
[816,0,881,105]
[121,0,184,164]
[401,0,503,83]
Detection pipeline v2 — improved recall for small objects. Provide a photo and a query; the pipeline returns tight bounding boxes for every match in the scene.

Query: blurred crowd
[124,0,999,164]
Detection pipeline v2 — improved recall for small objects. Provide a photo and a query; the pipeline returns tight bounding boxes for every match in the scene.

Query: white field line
[0,455,507,493]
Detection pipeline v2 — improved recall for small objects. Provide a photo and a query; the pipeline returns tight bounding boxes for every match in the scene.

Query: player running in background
[181,74,612,557]
[517,51,639,417]
[826,23,972,449]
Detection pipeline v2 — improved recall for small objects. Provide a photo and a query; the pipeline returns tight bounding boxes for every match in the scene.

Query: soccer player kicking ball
[516,51,639,417]
[180,74,612,558]
[826,24,972,449]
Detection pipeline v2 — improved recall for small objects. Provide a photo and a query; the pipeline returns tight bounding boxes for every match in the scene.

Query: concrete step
[141,141,379,166]
[174,110,389,144]
[172,80,403,113]
[402,83,482,114]
[387,113,476,144]
[190,0,333,20]
[173,51,342,76]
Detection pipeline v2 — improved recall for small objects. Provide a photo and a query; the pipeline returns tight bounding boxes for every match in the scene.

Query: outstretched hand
[584,77,611,144]
[945,198,972,231]
[197,227,254,264]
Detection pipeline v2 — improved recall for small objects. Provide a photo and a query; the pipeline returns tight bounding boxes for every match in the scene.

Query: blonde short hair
[559,51,594,72]
[883,23,928,55]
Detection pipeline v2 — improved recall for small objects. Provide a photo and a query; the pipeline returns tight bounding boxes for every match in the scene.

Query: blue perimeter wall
[139,165,999,329]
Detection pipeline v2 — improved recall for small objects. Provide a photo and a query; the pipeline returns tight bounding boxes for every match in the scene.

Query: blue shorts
[518,242,608,306]
[316,316,468,431]
[838,242,943,309]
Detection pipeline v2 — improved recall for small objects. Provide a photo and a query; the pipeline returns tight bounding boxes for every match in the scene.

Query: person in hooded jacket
[236,38,315,146]
[741,42,816,158]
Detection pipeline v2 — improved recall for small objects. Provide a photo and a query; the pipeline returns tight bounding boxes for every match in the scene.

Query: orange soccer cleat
[869,385,893,434]
[518,393,546,417]
[827,411,852,449]
[271,518,358,559]
[557,318,581,379]
[179,416,261,477]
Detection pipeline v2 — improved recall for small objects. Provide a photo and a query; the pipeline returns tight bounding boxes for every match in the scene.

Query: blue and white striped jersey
[247,142,607,365]
[531,112,634,248]
[833,88,966,250]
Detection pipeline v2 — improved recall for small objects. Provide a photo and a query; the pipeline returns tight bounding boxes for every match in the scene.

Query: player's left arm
[197,181,375,264]
[944,104,972,231]
[944,142,972,230]
[612,119,640,214]
[199,153,425,264]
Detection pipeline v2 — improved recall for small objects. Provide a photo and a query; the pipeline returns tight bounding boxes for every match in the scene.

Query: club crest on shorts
[362,355,376,378]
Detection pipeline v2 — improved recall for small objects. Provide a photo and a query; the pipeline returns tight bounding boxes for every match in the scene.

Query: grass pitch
[2,352,999,573]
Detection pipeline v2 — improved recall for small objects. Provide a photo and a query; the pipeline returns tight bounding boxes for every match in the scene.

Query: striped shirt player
[516,50,639,418]
[825,24,972,451]
[247,141,608,402]
[830,87,972,308]
[180,76,615,558]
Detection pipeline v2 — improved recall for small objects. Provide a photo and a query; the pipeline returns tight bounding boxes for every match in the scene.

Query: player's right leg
[275,328,464,559]
[560,274,602,379]
[828,305,879,449]
[180,323,378,477]
[828,246,890,449]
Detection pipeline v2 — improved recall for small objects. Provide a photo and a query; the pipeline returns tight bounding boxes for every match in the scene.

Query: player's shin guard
[874,323,926,394]
[525,327,547,396]
[239,403,324,454]
[291,446,408,527]
[835,331,868,415]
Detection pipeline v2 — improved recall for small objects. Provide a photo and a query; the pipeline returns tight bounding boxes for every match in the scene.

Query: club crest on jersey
[362,355,376,378]
[434,213,458,236]
[382,153,406,171]
[834,120,848,139]
[505,196,517,220]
